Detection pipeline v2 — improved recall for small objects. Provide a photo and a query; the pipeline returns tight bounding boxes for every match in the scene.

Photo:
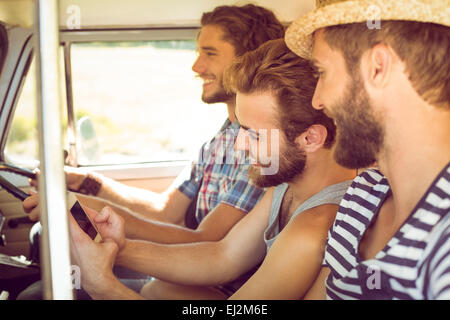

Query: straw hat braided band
[285,0,450,59]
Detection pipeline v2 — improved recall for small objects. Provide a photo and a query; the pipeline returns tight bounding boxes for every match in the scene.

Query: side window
[4,58,39,165]
[4,50,67,167]
[70,40,227,165]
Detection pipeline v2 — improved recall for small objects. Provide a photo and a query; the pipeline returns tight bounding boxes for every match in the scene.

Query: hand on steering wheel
[0,162,36,201]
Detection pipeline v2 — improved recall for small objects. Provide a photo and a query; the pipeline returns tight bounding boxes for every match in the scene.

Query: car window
[5,39,227,167]
[4,48,67,167]
[70,40,227,166]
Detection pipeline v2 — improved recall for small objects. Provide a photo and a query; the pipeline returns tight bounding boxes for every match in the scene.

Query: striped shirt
[323,163,450,299]
[176,119,265,224]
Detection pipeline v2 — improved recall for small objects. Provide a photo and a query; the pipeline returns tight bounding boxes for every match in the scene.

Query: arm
[229,204,338,300]
[428,231,450,299]
[126,202,248,243]
[303,267,330,300]
[77,153,264,243]
[69,167,192,225]
[29,166,192,225]
[68,208,144,300]
[77,193,249,243]
[25,188,226,244]
[115,189,274,286]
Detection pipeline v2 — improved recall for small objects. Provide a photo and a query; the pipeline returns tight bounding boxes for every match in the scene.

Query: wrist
[77,172,102,196]
[116,239,131,267]
[84,270,121,300]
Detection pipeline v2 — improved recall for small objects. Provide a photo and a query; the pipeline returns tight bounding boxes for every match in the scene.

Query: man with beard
[65,39,356,300]
[285,0,450,299]
[19,5,284,299]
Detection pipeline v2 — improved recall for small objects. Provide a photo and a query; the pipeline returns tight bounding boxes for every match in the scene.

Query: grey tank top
[264,180,352,252]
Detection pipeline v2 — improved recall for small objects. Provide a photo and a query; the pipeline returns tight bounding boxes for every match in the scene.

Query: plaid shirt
[177,119,265,224]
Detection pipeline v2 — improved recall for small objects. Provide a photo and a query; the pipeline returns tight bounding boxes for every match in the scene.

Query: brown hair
[225,38,336,148]
[201,4,285,56]
[322,21,450,108]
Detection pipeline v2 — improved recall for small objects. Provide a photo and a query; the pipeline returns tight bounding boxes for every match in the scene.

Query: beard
[248,139,307,188]
[201,77,235,104]
[330,76,384,169]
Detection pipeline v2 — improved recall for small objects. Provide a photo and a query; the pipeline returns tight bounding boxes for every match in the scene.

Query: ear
[361,43,393,90]
[295,124,327,153]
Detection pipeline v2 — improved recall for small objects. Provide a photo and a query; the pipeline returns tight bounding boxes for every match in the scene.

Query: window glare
[71,40,227,165]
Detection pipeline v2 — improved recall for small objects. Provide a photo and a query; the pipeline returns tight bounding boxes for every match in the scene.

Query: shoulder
[254,187,275,208]
[291,204,339,235]
[426,216,450,298]
[335,169,389,222]
[347,168,387,195]
[275,204,339,253]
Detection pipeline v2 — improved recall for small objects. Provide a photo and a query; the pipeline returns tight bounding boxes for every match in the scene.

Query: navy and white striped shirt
[323,163,450,299]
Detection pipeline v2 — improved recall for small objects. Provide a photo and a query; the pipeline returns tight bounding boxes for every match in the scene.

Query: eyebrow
[200,46,218,52]
[311,58,322,68]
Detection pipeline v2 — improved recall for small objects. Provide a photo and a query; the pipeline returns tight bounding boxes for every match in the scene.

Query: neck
[377,100,450,223]
[287,149,356,204]
[226,99,236,122]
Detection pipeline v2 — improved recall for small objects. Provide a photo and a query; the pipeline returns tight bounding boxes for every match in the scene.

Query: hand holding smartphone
[67,192,102,243]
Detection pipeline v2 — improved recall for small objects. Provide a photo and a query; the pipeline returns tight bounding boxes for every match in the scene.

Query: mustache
[244,151,274,168]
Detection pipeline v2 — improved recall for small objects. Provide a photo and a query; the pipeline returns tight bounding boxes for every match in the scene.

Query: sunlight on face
[311,29,384,169]
[192,25,236,104]
[235,91,307,187]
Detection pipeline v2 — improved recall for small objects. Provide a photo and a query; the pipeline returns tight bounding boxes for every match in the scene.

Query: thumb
[101,238,119,258]
[96,206,122,226]
[93,206,111,223]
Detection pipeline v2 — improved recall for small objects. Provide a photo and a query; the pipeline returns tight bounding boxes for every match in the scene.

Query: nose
[312,84,324,110]
[192,54,206,75]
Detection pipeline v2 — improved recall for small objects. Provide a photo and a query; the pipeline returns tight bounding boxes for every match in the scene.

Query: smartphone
[67,192,102,243]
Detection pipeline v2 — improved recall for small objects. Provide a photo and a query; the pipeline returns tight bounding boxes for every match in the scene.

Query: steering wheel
[0,162,36,201]
[0,162,37,229]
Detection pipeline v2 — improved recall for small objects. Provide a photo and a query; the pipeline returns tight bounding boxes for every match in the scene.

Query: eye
[313,70,324,79]
[206,51,217,57]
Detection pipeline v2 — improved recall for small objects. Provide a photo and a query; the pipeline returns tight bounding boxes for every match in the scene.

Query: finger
[23,193,40,214]
[29,169,39,186]
[83,206,100,222]
[96,206,123,228]
[92,207,113,225]
[29,178,39,189]
[28,207,40,222]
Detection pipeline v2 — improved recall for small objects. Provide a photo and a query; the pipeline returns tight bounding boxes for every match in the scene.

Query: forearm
[116,239,239,286]
[86,273,145,300]
[123,201,249,244]
[96,175,169,222]
[125,217,205,244]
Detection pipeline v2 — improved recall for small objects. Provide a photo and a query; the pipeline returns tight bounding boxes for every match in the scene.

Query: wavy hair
[225,39,336,148]
[201,4,285,56]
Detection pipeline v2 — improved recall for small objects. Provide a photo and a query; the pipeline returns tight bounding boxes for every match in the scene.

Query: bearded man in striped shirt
[285,0,450,299]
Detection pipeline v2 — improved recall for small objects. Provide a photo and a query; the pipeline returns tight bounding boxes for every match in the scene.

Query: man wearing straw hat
[285,0,449,299]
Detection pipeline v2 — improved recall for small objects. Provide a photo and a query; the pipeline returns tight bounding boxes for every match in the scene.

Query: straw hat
[285,0,450,59]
